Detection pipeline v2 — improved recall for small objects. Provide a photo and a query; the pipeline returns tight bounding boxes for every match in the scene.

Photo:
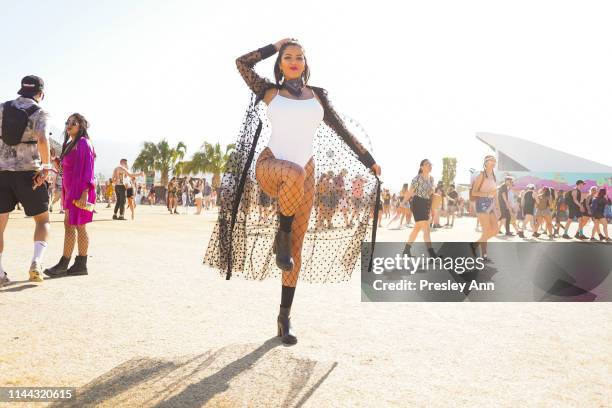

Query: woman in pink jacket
[44,113,95,277]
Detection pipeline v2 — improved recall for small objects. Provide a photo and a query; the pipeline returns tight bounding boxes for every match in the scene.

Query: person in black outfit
[498,177,513,236]
[590,188,611,242]
[521,185,536,233]
[563,180,585,239]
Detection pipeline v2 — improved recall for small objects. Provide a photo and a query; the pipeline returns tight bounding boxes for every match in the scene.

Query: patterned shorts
[475,197,494,214]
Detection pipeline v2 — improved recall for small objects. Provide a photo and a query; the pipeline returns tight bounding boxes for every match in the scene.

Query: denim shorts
[475,197,494,214]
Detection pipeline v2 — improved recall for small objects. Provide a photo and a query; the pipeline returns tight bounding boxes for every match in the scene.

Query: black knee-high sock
[281,285,296,308]
[505,218,511,234]
[279,213,294,233]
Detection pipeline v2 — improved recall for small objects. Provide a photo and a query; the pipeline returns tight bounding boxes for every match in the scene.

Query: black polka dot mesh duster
[204,44,381,283]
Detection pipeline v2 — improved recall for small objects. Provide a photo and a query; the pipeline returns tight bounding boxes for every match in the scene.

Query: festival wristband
[41,163,53,170]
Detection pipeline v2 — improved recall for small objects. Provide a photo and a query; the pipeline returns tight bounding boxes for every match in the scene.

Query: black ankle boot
[66,255,88,276]
[277,306,297,345]
[427,247,441,258]
[43,256,71,278]
[273,230,294,271]
[469,242,479,257]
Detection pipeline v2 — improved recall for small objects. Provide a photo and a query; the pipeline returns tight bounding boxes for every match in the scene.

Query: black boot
[469,242,479,257]
[427,247,441,259]
[277,306,297,345]
[43,256,71,278]
[273,230,294,271]
[66,255,88,276]
[402,243,412,258]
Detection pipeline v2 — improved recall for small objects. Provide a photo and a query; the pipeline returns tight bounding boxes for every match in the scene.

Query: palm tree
[133,140,187,186]
[173,161,189,177]
[181,142,235,188]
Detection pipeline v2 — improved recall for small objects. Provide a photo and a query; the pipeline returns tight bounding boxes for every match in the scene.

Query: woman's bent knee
[283,163,305,183]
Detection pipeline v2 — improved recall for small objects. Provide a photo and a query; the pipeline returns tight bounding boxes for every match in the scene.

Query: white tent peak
[476,132,612,173]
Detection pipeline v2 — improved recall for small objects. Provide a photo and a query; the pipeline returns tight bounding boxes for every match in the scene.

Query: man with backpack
[0,75,53,285]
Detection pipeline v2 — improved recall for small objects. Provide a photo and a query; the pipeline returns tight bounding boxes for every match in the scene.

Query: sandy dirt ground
[0,205,610,407]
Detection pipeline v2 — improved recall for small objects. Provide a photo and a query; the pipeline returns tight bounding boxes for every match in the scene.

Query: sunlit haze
[2,0,610,188]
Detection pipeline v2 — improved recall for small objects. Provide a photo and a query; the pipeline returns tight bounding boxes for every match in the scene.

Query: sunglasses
[65,120,79,127]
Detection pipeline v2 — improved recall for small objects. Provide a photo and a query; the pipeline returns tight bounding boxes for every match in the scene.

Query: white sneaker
[0,272,10,287]
[29,262,44,283]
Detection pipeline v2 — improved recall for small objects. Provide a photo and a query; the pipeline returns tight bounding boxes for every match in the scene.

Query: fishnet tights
[256,147,315,287]
[63,210,89,257]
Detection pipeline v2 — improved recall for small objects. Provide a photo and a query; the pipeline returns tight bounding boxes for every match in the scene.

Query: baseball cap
[17,75,44,97]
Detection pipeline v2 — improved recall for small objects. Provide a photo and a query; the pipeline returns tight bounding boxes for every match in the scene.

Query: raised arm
[235,44,278,98]
[312,87,377,171]
[116,166,141,180]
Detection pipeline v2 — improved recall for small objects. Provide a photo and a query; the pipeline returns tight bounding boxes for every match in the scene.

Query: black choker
[283,78,305,97]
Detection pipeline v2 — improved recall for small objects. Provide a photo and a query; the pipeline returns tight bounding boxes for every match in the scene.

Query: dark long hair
[60,113,90,162]
[597,188,606,199]
[274,40,311,86]
[418,159,429,175]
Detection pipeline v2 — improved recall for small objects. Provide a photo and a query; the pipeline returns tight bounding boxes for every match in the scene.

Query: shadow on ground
[51,338,337,408]
[0,281,39,293]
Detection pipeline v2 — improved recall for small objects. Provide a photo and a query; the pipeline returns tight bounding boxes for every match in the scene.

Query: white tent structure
[476,132,612,173]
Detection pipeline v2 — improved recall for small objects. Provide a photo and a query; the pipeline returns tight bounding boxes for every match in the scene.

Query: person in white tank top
[265,91,323,168]
[215,38,382,345]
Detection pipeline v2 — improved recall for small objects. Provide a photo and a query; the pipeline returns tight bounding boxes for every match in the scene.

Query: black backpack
[1,100,40,146]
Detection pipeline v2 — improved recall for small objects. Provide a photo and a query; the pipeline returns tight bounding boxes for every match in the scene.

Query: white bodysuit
[265,93,324,168]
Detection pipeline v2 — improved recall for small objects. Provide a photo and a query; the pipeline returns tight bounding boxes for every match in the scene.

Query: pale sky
[1,0,611,189]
